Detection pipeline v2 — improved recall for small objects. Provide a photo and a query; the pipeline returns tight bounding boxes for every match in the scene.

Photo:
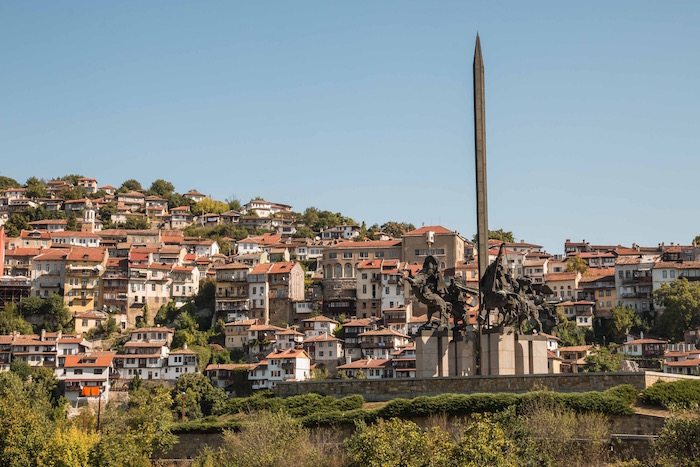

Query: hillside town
[2,175,700,403]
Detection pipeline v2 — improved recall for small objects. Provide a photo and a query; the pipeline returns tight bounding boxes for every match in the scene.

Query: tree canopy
[119,179,143,193]
[654,278,700,341]
[147,179,175,198]
[472,229,515,244]
[0,176,21,190]
[565,256,589,276]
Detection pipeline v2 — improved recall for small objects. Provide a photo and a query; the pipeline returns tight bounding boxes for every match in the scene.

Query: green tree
[192,198,229,216]
[193,411,325,467]
[119,179,143,193]
[123,215,149,230]
[25,176,47,198]
[609,306,640,343]
[38,425,98,467]
[653,406,700,465]
[147,179,175,198]
[551,312,586,346]
[381,221,416,239]
[98,203,117,223]
[450,413,519,466]
[60,174,84,186]
[91,385,176,465]
[0,304,33,335]
[167,193,195,210]
[472,229,515,244]
[172,373,226,418]
[565,256,589,276]
[66,212,77,231]
[4,214,29,237]
[293,226,315,239]
[584,346,622,372]
[0,176,21,190]
[57,186,86,201]
[0,372,52,467]
[654,278,700,341]
[345,418,453,467]
[227,198,242,212]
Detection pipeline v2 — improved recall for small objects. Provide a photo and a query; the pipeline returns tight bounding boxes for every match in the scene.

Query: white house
[243,199,273,218]
[302,316,339,339]
[337,357,392,379]
[50,231,101,248]
[358,328,410,359]
[59,352,115,402]
[303,333,343,367]
[249,349,311,390]
[320,225,360,240]
[162,345,198,380]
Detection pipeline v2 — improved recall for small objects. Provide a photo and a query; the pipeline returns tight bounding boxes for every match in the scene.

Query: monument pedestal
[416,326,477,377]
[450,330,477,377]
[480,327,516,375]
[415,326,450,378]
[515,334,548,375]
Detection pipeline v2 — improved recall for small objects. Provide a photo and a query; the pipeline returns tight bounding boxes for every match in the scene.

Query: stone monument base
[416,326,477,377]
[450,330,477,377]
[415,326,450,378]
[515,333,548,375]
[480,326,516,376]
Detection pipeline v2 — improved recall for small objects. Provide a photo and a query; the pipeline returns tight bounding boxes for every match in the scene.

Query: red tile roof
[403,225,454,236]
[268,262,297,274]
[265,349,310,359]
[338,358,391,369]
[66,247,106,262]
[330,240,402,249]
[63,352,115,368]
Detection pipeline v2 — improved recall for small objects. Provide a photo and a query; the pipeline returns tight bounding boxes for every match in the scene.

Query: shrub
[345,418,453,467]
[302,387,634,428]
[642,379,700,409]
[192,411,324,467]
[653,407,700,464]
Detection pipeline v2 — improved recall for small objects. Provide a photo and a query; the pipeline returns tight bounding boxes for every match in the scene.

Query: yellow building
[64,247,108,313]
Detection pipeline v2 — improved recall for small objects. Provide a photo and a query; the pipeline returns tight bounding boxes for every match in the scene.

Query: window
[606,290,611,297]
[374,251,384,258]
[662,270,667,278]
[671,270,676,278]
[618,271,623,279]
[362,285,367,294]
[329,253,337,259]
[359,252,369,259]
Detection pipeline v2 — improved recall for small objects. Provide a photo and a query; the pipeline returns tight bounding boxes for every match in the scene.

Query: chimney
[41,329,46,341]
[183,343,188,350]
[640,331,644,340]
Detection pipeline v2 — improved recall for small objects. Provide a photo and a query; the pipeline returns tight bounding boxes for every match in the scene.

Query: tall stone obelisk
[473,34,489,293]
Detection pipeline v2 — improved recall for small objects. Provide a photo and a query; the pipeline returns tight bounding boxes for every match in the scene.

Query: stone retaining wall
[275,371,697,401]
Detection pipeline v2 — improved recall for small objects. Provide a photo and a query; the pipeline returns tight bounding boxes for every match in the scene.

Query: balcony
[216,300,250,312]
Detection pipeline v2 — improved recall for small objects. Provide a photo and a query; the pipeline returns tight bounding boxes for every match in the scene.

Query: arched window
[325,265,332,278]
[344,263,353,278]
[334,264,342,278]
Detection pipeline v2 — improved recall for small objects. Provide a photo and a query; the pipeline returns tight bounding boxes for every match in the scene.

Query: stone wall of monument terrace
[275,371,690,401]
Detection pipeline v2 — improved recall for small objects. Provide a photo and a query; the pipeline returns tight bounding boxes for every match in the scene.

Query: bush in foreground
[642,379,700,409]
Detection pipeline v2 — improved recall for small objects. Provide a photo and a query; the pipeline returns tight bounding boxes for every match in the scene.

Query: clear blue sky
[2,1,699,253]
